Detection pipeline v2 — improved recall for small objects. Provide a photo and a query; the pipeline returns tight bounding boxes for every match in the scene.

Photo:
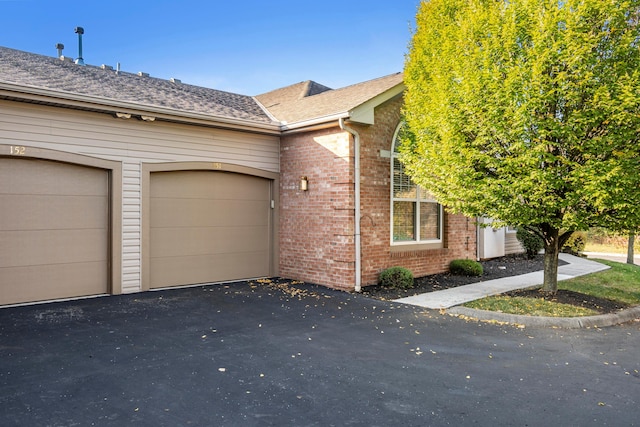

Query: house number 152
[10,146,26,155]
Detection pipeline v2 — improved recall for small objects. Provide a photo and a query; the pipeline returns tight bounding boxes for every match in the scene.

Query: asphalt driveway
[1,280,639,426]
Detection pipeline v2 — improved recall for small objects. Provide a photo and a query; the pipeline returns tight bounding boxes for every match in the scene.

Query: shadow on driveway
[1,280,638,426]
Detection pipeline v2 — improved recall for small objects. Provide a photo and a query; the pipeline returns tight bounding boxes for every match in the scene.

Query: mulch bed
[361,254,628,314]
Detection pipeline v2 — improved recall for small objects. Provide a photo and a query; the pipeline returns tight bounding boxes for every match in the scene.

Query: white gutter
[281,112,350,133]
[339,117,362,292]
[476,217,482,261]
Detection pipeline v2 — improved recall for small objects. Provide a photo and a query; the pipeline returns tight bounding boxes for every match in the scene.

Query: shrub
[587,227,639,250]
[516,228,544,259]
[378,266,414,289]
[562,231,587,255]
[587,227,615,245]
[449,259,483,276]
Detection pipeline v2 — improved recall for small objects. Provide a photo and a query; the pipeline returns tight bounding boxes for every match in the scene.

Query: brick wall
[279,127,356,290]
[279,96,477,291]
[353,96,477,287]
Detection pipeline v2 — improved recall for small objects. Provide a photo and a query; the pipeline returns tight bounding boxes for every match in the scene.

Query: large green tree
[402,0,640,292]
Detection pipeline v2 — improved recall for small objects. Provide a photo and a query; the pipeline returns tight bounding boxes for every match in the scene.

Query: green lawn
[464,296,600,317]
[464,260,640,317]
[560,260,640,305]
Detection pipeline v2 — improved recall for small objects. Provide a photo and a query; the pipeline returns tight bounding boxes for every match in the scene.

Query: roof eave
[280,82,406,133]
[0,82,282,135]
[280,112,350,134]
[252,95,281,124]
[348,83,405,125]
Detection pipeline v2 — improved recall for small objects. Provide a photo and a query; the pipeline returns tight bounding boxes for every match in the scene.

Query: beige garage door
[0,158,109,305]
[149,170,272,289]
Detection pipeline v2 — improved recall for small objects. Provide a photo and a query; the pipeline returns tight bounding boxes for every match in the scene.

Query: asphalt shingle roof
[0,46,274,124]
[0,46,404,128]
[256,73,404,124]
[257,80,333,108]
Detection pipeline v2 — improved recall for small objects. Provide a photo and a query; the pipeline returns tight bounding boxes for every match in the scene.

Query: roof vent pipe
[55,43,64,58]
[74,26,85,65]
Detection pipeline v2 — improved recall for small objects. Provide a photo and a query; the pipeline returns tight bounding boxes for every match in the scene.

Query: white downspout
[476,217,482,261]
[339,117,362,292]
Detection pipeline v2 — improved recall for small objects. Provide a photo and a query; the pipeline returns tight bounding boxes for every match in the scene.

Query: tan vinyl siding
[0,101,279,171]
[0,100,280,294]
[122,161,142,294]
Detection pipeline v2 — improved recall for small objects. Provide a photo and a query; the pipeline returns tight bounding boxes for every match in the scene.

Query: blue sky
[1,0,420,95]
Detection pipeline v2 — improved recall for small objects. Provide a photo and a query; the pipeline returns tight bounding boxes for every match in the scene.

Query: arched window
[391,124,442,244]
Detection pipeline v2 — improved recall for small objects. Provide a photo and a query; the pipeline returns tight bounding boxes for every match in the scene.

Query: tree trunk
[541,227,560,294]
[627,234,635,265]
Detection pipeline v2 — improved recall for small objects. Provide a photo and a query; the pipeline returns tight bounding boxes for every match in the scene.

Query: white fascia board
[348,84,405,125]
[280,112,350,133]
[0,82,282,135]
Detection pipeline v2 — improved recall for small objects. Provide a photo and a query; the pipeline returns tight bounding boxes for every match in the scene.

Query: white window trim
[390,123,443,246]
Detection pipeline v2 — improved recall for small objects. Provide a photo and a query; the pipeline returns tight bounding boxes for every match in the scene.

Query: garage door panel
[0,158,107,196]
[0,158,110,305]
[149,170,273,289]
[150,251,270,289]
[213,174,270,200]
[0,195,108,230]
[150,171,270,201]
[151,198,270,228]
[0,262,107,306]
[149,171,210,199]
[150,226,270,258]
[0,229,107,268]
[205,200,270,226]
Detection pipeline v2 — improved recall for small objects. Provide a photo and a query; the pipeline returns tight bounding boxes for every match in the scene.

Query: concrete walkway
[395,253,610,310]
